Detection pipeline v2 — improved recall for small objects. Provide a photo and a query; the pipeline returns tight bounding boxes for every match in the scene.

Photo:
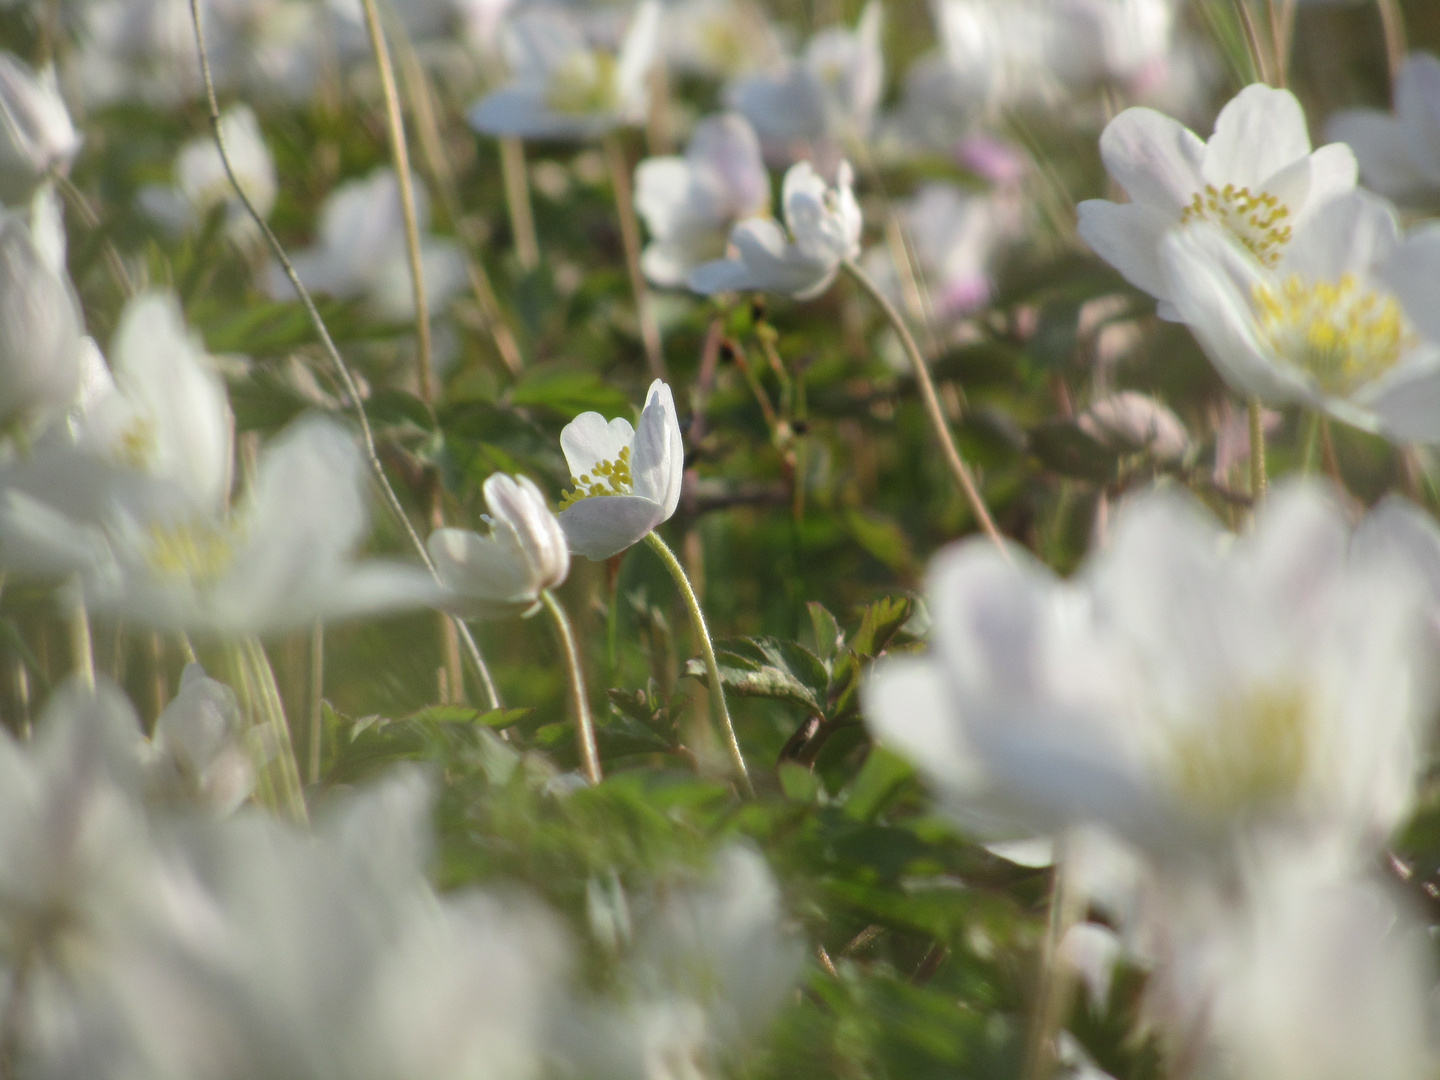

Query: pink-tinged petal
[1203,84,1311,191]
[1097,106,1205,214]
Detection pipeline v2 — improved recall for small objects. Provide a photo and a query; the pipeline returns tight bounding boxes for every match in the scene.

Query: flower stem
[500,137,540,273]
[1023,849,1082,1080]
[644,531,753,796]
[842,258,1006,551]
[1376,0,1407,88]
[67,587,94,690]
[1248,398,1267,501]
[541,589,602,784]
[604,133,668,381]
[308,620,324,786]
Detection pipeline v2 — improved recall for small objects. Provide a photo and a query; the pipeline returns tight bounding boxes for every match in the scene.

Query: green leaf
[843,747,915,822]
[804,602,844,665]
[509,367,631,418]
[843,507,919,579]
[685,636,829,714]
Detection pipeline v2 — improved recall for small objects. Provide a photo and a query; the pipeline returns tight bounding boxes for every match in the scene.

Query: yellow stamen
[145,520,233,583]
[544,53,620,116]
[557,445,633,510]
[1180,183,1292,267]
[1170,686,1310,816]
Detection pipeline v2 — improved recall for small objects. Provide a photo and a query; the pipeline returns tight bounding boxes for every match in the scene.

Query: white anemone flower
[466,1,661,140]
[0,415,443,636]
[428,473,570,616]
[725,1,884,152]
[635,113,771,289]
[271,168,466,323]
[0,53,81,204]
[1077,84,1357,319]
[1162,189,1440,443]
[661,0,786,79]
[688,159,861,299]
[139,106,277,241]
[1327,52,1440,208]
[146,662,254,814]
[862,481,1438,865]
[556,379,683,561]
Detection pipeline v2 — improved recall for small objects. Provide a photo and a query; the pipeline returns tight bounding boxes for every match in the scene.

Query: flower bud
[0,207,83,430]
[0,55,80,204]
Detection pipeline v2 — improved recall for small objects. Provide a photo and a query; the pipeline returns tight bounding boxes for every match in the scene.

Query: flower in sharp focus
[1162,189,1440,443]
[1077,84,1356,319]
[635,113,771,288]
[1327,52,1440,209]
[0,415,443,636]
[556,379,683,561]
[0,52,81,204]
[139,106,278,242]
[466,1,661,140]
[428,473,570,617]
[862,481,1438,865]
[688,159,861,299]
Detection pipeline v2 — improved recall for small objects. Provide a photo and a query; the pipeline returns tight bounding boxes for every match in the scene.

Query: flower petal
[558,494,665,560]
[629,380,684,521]
[1203,84,1311,191]
[1097,106,1205,214]
[561,413,636,482]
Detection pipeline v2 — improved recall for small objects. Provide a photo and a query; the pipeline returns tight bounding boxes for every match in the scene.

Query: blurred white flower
[635,113,770,288]
[0,53,80,204]
[1078,85,1357,319]
[0,415,442,636]
[863,481,1439,865]
[1328,52,1440,208]
[726,1,883,154]
[0,199,84,433]
[467,1,661,140]
[689,159,861,299]
[146,663,254,814]
[1076,391,1190,463]
[1047,0,1179,88]
[429,473,570,616]
[139,106,277,241]
[270,168,466,323]
[556,379,683,561]
[1163,189,1440,443]
[661,0,786,79]
[931,0,1054,110]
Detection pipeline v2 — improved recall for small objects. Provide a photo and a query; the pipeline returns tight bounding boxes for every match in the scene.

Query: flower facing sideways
[1327,52,1440,209]
[1163,189,1440,443]
[428,473,570,617]
[688,160,862,299]
[862,481,1438,866]
[1077,84,1356,318]
[556,379,683,561]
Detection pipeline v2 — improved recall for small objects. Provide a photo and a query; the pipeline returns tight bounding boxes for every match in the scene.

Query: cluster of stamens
[1252,273,1413,394]
[1180,183,1292,267]
[115,417,157,469]
[544,53,620,116]
[558,446,633,510]
[145,520,234,583]
[1170,686,1310,817]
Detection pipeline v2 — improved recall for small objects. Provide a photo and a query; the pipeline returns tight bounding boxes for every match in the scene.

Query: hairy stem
[843,258,1006,550]
[187,0,500,711]
[604,133,668,381]
[1248,398,1267,502]
[644,531,752,796]
[541,590,602,784]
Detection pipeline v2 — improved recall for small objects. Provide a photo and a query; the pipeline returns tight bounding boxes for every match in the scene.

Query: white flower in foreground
[271,168,466,323]
[0,200,83,432]
[635,113,771,288]
[726,1,884,150]
[0,415,442,636]
[428,473,570,616]
[1328,52,1440,208]
[556,379,683,561]
[0,53,80,204]
[688,159,861,299]
[863,481,1438,864]
[1163,190,1440,442]
[1077,84,1357,318]
[139,106,277,240]
[466,1,661,140]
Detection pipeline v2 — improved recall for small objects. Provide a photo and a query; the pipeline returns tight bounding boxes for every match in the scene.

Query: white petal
[1327,111,1429,202]
[628,379,683,519]
[1203,84,1311,191]
[1395,52,1440,180]
[1353,352,1440,443]
[1076,198,1176,301]
[428,525,537,606]
[558,494,664,560]
[1377,223,1440,343]
[1097,106,1205,214]
[561,412,636,482]
[1280,190,1398,281]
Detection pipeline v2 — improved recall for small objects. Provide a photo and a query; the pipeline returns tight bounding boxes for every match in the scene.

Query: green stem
[843,258,1006,551]
[541,590,602,784]
[67,586,94,690]
[644,531,753,796]
[500,136,540,272]
[1248,398,1267,501]
[308,620,324,786]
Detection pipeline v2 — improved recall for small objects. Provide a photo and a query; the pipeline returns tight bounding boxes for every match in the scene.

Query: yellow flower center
[557,446,632,510]
[544,52,620,116]
[114,417,157,469]
[1180,183,1292,267]
[145,520,233,583]
[1252,273,1414,394]
[1169,686,1310,818]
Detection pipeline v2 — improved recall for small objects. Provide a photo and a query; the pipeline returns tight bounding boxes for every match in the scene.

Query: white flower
[0,415,443,636]
[466,1,661,140]
[1077,84,1357,318]
[0,53,80,204]
[271,168,467,323]
[428,473,570,616]
[862,481,1438,864]
[661,0,785,79]
[139,106,277,241]
[1046,0,1179,88]
[1327,52,1440,207]
[688,159,861,299]
[1076,391,1190,463]
[725,1,884,151]
[1162,189,1440,443]
[931,0,1056,110]
[0,200,84,433]
[556,379,683,561]
[635,113,770,288]
[146,663,254,814]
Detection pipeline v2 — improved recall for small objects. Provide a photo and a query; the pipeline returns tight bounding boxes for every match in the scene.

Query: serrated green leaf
[684,636,829,714]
